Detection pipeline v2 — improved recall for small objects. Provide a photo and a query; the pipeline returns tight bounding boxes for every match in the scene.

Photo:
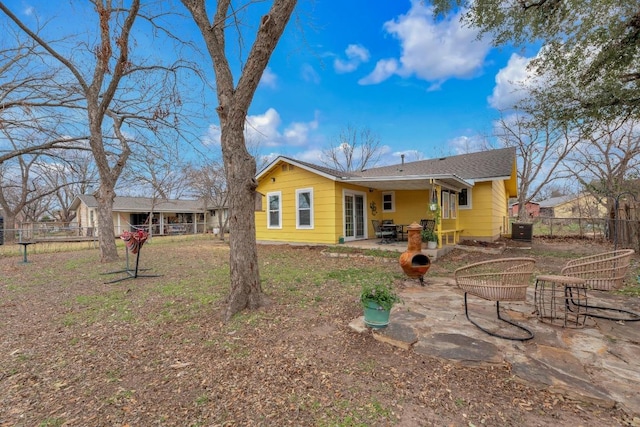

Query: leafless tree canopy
[0,1,202,261]
[320,125,383,172]
[565,117,640,207]
[495,111,579,221]
[184,160,228,241]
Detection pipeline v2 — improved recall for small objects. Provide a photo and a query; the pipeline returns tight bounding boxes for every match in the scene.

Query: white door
[344,191,366,241]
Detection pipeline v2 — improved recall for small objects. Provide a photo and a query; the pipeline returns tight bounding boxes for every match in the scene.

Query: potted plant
[360,281,402,328]
[421,229,438,249]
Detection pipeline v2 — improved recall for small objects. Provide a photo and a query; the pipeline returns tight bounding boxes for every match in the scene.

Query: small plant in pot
[360,281,402,328]
[421,229,438,249]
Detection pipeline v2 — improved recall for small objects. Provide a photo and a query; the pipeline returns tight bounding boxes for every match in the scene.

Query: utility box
[512,222,533,242]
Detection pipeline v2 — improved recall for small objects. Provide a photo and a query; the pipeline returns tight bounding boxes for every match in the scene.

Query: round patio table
[534,275,588,328]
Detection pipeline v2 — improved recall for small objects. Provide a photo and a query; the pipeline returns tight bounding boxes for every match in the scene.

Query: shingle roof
[260,147,515,182]
[257,147,516,191]
[357,147,516,180]
[537,194,579,208]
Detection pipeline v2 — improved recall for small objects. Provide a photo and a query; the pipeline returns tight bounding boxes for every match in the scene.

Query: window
[267,192,282,229]
[449,193,457,219]
[382,192,395,212]
[296,188,314,229]
[458,188,471,209]
[441,191,450,219]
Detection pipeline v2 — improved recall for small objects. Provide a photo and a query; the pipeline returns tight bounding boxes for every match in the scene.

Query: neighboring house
[538,193,607,218]
[254,147,518,247]
[509,201,540,218]
[70,194,229,237]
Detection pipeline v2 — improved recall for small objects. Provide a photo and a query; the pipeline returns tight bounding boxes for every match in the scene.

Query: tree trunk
[95,186,119,262]
[181,0,297,321]
[517,200,529,221]
[3,213,17,243]
[222,125,263,321]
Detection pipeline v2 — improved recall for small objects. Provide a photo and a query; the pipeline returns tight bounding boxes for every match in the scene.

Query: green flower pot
[363,299,391,328]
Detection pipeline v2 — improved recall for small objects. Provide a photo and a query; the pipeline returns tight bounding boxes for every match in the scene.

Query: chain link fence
[514,217,640,251]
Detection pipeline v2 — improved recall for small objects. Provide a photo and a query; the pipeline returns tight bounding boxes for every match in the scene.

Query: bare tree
[0,145,69,242]
[0,1,198,262]
[566,117,640,213]
[320,125,383,172]
[184,160,228,241]
[39,148,98,225]
[181,0,297,320]
[495,111,579,221]
[0,25,89,164]
[119,143,189,200]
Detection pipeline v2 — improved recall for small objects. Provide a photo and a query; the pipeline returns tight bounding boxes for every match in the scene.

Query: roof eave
[339,174,472,191]
[256,156,340,182]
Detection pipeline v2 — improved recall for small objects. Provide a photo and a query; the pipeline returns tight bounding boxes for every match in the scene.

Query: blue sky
[6,0,539,167]
[228,0,538,166]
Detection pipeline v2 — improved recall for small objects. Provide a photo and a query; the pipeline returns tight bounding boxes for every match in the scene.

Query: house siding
[256,162,339,244]
[457,181,506,241]
[385,190,431,226]
[255,149,517,246]
[554,195,606,218]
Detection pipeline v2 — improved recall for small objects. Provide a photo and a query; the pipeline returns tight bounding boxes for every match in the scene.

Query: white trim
[458,188,472,210]
[382,191,395,213]
[257,156,340,182]
[342,189,367,242]
[295,188,314,229]
[267,191,282,229]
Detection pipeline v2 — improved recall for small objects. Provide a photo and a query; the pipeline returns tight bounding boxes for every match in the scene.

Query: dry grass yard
[1,235,638,426]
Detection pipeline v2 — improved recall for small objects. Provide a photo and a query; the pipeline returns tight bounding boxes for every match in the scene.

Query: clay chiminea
[398,222,431,286]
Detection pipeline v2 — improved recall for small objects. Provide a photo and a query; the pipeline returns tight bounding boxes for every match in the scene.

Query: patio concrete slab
[350,278,640,418]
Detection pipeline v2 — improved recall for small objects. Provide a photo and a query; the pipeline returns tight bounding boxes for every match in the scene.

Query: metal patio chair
[455,257,536,341]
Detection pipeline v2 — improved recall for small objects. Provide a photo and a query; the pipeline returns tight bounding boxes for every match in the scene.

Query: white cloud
[448,135,487,154]
[360,1,491,86]
[202,109,319,150]
[283,117,319,147]
[334,44,370,74]
[298,148,325,164]
[488,53,536,110]
[245,108,282,145]
[203,124,221,146]
[358,59,399,85]
[259,67,277,89]
[301,63,320,84]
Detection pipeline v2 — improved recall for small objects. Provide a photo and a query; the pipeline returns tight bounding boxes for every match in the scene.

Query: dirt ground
[1,236,638,426]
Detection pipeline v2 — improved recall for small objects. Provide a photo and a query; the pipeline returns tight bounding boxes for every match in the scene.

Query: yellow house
[255,147,518,247]
[538,193,607,218]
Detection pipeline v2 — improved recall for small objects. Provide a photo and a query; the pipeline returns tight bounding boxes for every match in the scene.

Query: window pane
[458,189,468,206]
[269,195,279,210]
[268,194,280,227]
[298,192,310,209]
[299,210,310,226]
[269,211,279,227]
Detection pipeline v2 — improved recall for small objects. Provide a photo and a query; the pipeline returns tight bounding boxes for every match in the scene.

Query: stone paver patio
[350,277,640,420]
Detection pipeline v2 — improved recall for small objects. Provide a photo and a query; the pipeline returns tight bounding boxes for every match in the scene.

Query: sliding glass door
[344,191,366,241]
